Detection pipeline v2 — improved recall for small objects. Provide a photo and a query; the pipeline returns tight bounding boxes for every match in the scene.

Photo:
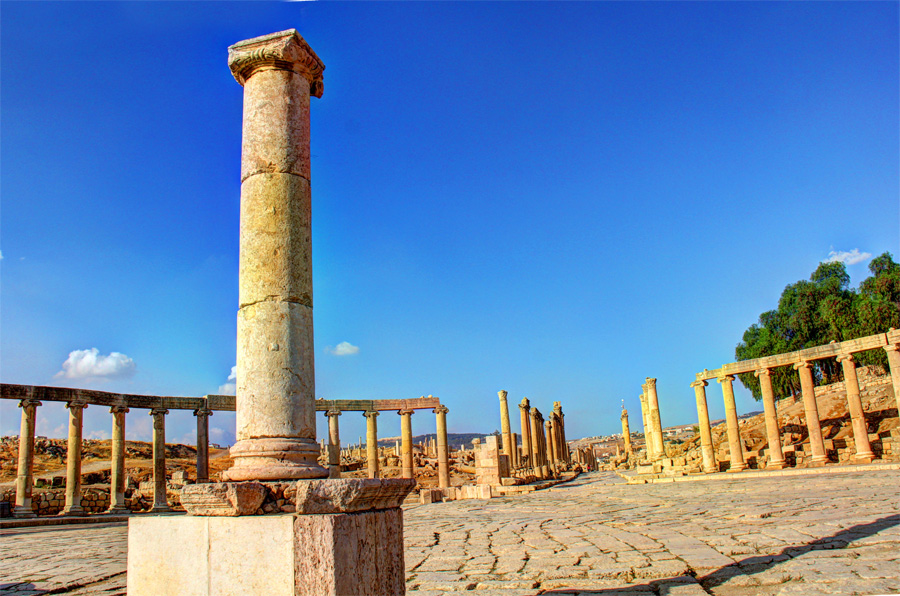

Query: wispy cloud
[217,365,237,395]
[327,341,360,356]
[825,248,871,265]
[86,429,111,440]
[54,348,136,380]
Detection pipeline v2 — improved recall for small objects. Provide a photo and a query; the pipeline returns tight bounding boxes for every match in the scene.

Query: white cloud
[0,250,3,260]
[54,348,136,380]
[327,341,360,356]
[86,429,111,440]
[825,248,871,265]
[217,365,237,395]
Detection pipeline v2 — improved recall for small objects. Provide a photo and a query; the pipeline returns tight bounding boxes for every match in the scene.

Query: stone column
[222,28,329,483]
[645,378,665,460]
[544,420,557,476]
[14,398,40,518]
[149,408,170,512]
[108,406,130,513]
[754,369,786,469]
[717,376,746,472]
[325,410,342,479]
[638,389,653,460]
[549,415,560,465]
[519,398,534,472]
[884,343,900,411]
[434,405,450,489]
[620,406,633,456]
[398,409,414,479]
[194,407,212,483]
[498,390,514,465]
[511,432,520,469]
[553,402,568,463]
[836,354,875,462]
[530,408,546,479]
[793,361,829,464]
[690,380,716,474]
[364,411,379,479]
[61,401,87,516]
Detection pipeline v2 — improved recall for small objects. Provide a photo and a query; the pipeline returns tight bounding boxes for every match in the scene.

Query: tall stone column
[194,407,212,483]
[553,402,567,463]
[511,432,520,469]
[398,409,414,479]
[793,361,828,464]
[498,390,514,465]
[645,378,666,460]
[884,343,900,411]
[544,420,557,476]
[690,380,716,473]
[222,28,329,483]
[61,401,87,516]
[549,415,560,465]
[14,398,40,518]
[530,408,546,479]
[717,376,747,472]
[108,406,130,513]
[638,389,653,460]
[364,411,379,479]
[754,369,786,469]
[325,410,342,479]
[837,354,875,462]
[434,405,450,489]
[149,408,170,512]
[620,405,633,456]
[519,398,534,472]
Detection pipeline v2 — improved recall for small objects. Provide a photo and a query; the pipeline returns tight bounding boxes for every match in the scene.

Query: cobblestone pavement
[2,470,898,595]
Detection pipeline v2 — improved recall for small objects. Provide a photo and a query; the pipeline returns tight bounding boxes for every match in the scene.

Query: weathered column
[434,405,450,489]
[194,406,212,483]
[325,410,342,478]
[108,406,129,513]
[221,28,329,483]
[14,398,40,518]
[620,404,633,456]
[511,432,520,469]
[398,409,414,479]
[530,408,546,479]
[793,361,828,464]
[645,378,666,460]
[754,369,785,469]
[638,389,653,460]
[544,420,557,476]
[549,415,560,465]
[717,376,746,472]
[553,402,568,463]
[364,411,379,479]
[519,398,534,472]
[836,354,875,462]
[884,342,900,411]
[690,380,716,473]
[498,390,514,465]
[149,408,170,512]
[61,401,87,516]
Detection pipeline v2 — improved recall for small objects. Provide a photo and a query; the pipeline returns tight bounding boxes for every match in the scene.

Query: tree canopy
[735,252,900,400]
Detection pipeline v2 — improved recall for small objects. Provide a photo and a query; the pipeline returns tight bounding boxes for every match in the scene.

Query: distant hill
[373,432,497,449]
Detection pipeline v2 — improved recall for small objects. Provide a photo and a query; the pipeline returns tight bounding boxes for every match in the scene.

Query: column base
[811,455,830,464]
[853,453,875,463]
[60,506,84,516]
[767,461,786,470]
[13,506,36,518]
[727,464,747,472]
[224,438,329,481]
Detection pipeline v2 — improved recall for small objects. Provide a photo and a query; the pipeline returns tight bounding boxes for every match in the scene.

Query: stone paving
[2,470,898,595]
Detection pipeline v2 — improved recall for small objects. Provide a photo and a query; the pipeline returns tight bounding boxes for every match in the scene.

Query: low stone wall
[0,485,186,516]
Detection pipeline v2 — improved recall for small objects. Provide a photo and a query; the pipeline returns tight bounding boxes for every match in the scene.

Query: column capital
[519,397,530,408]
[228,29,325,95]
[498,390,508,401]
[717,375,735,384]
[150,408,169,417]
[645,377,657,388]
[753,368,771,378]
[836,353,855,364]
[792,360,812,371]
[324,410,342,418]
[397,409,414,416]
[690,380,708,388]
[433,405,449,415]
[65,400,88,410]
[519,403,530,412]
[545,420,552,429]
[363,411,379,419]
[530,408,540,419]
[110,405,130,414]
[18,398,41,408]
[193,407,213,417]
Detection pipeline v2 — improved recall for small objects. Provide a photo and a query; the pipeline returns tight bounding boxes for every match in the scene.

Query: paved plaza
[2,470,898,595]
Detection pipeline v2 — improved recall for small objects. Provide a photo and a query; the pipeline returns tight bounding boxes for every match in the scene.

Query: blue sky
[2,2,898,448]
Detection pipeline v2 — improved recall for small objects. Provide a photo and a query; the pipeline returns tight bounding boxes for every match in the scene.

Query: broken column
[128,30,414,596]
[836,354,875,462]
[718,375,747,472]
[690,380,716,473]
[793,361,829,464]
[108,405,129,513]
[754,368,786,470]
[61,401,87,516]
[620,404,633,457]
[14,397,40,518]
[498,390,514,466]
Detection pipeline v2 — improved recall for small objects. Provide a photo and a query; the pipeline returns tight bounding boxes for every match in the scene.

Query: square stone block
[128,509,406,596]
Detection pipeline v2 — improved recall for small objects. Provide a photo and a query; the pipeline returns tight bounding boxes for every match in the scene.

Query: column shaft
[646,378,665,460]
[638,390,652,460]
[530,409,545,479]
[838,355,874,461]
[14,399,40,518]
[61,402,87,515]
[498,391,514,465]
[755,369,785,469]
[194,408,212,483]
[544,420,557,476]
[690,380,716,473]
[365,412,379,479]
[434,406,450,489]
[150,409,170,512]
[108,406,129,513]
[399,410,414,479]
[794,361,828,464]
[718,376,747,472]
[884,344,900,412]
[519,399,534,473]
[326,411,342,479]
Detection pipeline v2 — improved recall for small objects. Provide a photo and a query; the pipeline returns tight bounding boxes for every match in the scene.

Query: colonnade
[497,391,569,480]
[692,330,900,473]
